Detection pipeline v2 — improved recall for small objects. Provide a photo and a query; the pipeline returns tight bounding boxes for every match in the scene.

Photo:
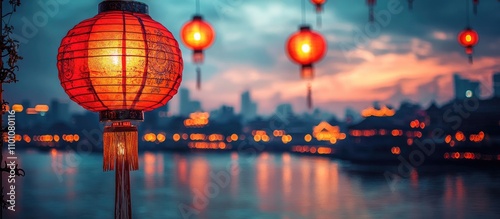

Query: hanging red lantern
[473,0,479,15]
[367,0,376,22]
[457,27,479,63]
[181,15,215,90]
[310,0,327,27]
[57,1,183,218]
[286,25,327,109]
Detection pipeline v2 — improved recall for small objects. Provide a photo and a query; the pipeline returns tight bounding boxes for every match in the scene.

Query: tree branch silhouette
[1,0,24,211]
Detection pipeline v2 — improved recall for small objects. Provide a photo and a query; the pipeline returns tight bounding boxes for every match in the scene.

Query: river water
[3,150,500,219]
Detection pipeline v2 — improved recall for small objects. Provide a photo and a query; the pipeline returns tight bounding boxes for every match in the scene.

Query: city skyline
[9,72,500,121]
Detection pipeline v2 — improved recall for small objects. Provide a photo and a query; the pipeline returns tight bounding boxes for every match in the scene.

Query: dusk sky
[5,0,500,117]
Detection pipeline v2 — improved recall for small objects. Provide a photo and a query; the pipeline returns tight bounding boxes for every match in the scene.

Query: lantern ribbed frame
[286,25,327,67]
[57,4,183,116]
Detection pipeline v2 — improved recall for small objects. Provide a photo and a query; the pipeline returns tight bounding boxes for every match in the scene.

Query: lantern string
[465,0,470,27]
[473,0,478,15]
[317,13,322,28]
[196,0,200,14]
[301,0,306,25]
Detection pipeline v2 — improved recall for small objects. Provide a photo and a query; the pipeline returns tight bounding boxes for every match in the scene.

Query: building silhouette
[453,74,480,100]
[494,72,500,98]
[275,103,294,121]
[49,99,70,124]
[210,105,236,123]
[240,90,257,122]
[179,87,202,116]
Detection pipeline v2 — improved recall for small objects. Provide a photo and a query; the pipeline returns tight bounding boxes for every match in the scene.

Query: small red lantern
[458,27,479,63]
[57,1,183,218]
[181,15,215,90]
[286,25,327,109]
[367,0,376,22]
[310,0,327,27]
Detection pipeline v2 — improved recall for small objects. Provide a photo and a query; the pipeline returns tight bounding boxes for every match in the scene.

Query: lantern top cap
[98,0,149,14]
[299,25,311,31]
[192,14,204,20]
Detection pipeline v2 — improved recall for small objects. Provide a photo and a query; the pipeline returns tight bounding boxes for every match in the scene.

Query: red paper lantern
[367,0,376,22]
[310,0,327,27]
[57,1,182,218]
[181,15,215,90]
[458,28,479,63]
[286,25,327,109]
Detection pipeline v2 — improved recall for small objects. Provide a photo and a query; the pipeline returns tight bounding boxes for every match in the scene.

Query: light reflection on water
[3,150,500,219]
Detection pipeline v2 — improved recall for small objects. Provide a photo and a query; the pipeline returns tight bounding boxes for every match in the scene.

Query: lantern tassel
[315,5,323,13]
[408,0,413,10]
[307,83,312,110]
[103,123,138,219]
[196,66,201,90]
[465,47,474,64]
[103,125,139,171]
[115,152,132,219]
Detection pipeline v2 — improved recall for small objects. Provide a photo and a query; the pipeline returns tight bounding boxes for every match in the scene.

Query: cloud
[4,0,500,118]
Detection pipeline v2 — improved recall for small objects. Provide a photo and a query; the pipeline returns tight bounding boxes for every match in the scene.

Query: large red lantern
[57,1,183,218]
[181,15,215,90]
[367,0,376,22]
[286,25,327,109]
[310,0,327,27]
[458,27,479,63]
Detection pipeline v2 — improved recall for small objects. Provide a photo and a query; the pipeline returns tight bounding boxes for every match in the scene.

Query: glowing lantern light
[304,134,312,142]
[149,133,157,142]
[24,135,31,143]
[34,104,49,113]
[361,105,395,117]
[157,133,166,143]
[309,0,327,27]
[230,134,238,141]
[367,0,376,22]
[26,108,38,115]
[143,134,150,142]
[173,133,181,142]
[286,25,327,109]
[12,104,23,113]
[66,135,74,143]
[458,28,479,63]
[54,135,60,142]
[56,1,183,218]
[391,146,401,155]
[181,14,215,90]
